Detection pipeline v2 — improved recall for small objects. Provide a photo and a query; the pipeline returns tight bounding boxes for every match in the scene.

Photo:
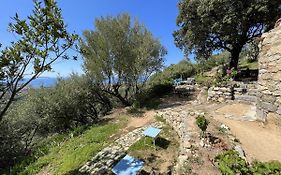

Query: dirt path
[125,110,156,130]
[213,103,281,162]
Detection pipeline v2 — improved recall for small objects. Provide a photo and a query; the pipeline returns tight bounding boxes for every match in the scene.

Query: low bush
[195,75,214,87]
[0,74,113,172]
[215,150,281,175]
[196,115,209,137]
[148,59,195,88]
[215,150,250,175]
[135,84,172,109]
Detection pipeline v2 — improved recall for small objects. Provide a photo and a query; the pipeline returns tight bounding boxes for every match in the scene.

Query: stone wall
[157,108,205,175]
[207,87,233,102]
[234,83,258,104]
[207,83,258,104]
[256,27,281,121]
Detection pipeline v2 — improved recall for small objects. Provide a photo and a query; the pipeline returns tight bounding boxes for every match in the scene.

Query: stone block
[260,94,276,103]
[272,72,281,82]
[277,107,281,115]
[259,102,278,112]
[256,108,266,121]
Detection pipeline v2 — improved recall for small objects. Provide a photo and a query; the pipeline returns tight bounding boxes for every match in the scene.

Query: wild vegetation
[80,13,166,106]
[0,0,78,121]
[174,0,281,69]
[1,0,281,174]
[215,150,281,175]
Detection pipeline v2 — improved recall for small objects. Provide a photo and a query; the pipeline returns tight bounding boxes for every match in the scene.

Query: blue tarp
[143,127,161,138]
[112,155,144,175]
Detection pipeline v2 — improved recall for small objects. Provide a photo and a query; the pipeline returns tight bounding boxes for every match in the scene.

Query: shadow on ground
[155,137,171,149]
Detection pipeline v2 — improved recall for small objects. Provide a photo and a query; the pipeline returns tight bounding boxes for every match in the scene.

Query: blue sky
[0,0,185,77]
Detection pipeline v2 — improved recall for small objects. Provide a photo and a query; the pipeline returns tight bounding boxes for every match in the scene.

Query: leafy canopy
[80,13,166,105]
[0,0,78,120]
[174,0,281,68]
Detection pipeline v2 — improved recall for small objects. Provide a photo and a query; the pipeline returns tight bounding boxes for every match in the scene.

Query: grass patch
[238,59,258,70]
[10,116,128,175]
[129,137,155,151]
[127,122,179,174]
[155,115,166,123]
[128,124,178,157]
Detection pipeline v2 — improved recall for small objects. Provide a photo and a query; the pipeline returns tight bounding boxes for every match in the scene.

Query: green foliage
[174,0,281,68]
[0,0,78,120]
[215,150,250,175]
[0,75,112,172]
[80,13,166,106]
[195,75,214,87]
[215,150,281,175]
[129,137,155,151]
[196,115,209,136]
[251,161,281,174]
[155,115,167,124]
[166,60,196,80]
[0,120,25,172]
[195,51,230,74]
[239,58,258,70]
[7,117,127,175]
[134,84,172,109]
[7,74,111,134]
[148,59,195,87]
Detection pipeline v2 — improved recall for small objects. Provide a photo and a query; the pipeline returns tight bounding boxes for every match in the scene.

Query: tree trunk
[115,93,131,106]
[229,46,243,70]
[0,92,16,121]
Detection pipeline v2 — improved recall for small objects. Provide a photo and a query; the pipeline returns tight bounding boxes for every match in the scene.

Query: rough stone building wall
[256,27,281,121]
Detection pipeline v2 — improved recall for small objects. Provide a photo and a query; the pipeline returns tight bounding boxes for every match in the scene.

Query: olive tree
[174,0,281,69]
[0,0,78,121]
[80,14,166,106]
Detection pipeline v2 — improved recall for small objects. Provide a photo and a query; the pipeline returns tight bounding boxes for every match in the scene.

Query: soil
[36,90,281,175]
[157,92,281,174]
[128,124,180,174]
[125,110,156,130]
[213,105,281,162]
[188,101,281,163]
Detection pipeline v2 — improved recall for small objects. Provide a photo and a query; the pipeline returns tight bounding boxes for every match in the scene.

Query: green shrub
[251,161,281,174]
[196,115,209,137]
[8,74,112,134]
[135,84,173,109]
[195,75,214,87]
[195,51,230,74]
[0,74,113,172]
[147,59,195,88]
[215,150,250,175]
[215,150,281,175]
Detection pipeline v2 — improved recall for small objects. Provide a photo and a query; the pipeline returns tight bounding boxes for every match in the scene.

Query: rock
[218,97,225,103]
[200,140,205,147]
[95,166,108,175]
[220,124,230,133]
[260,102,278,112]
[183,141,192,149]
[234,145,246,160]
[106,159,114,166]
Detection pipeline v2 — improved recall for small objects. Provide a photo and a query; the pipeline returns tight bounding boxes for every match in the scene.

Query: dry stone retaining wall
[207,23,281,121]
[233,83,258,104]
[207,83,258,104]
[79,122,162,175]
[256,27,281,121]
[207,87,233,102]
[157,108,205,175]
